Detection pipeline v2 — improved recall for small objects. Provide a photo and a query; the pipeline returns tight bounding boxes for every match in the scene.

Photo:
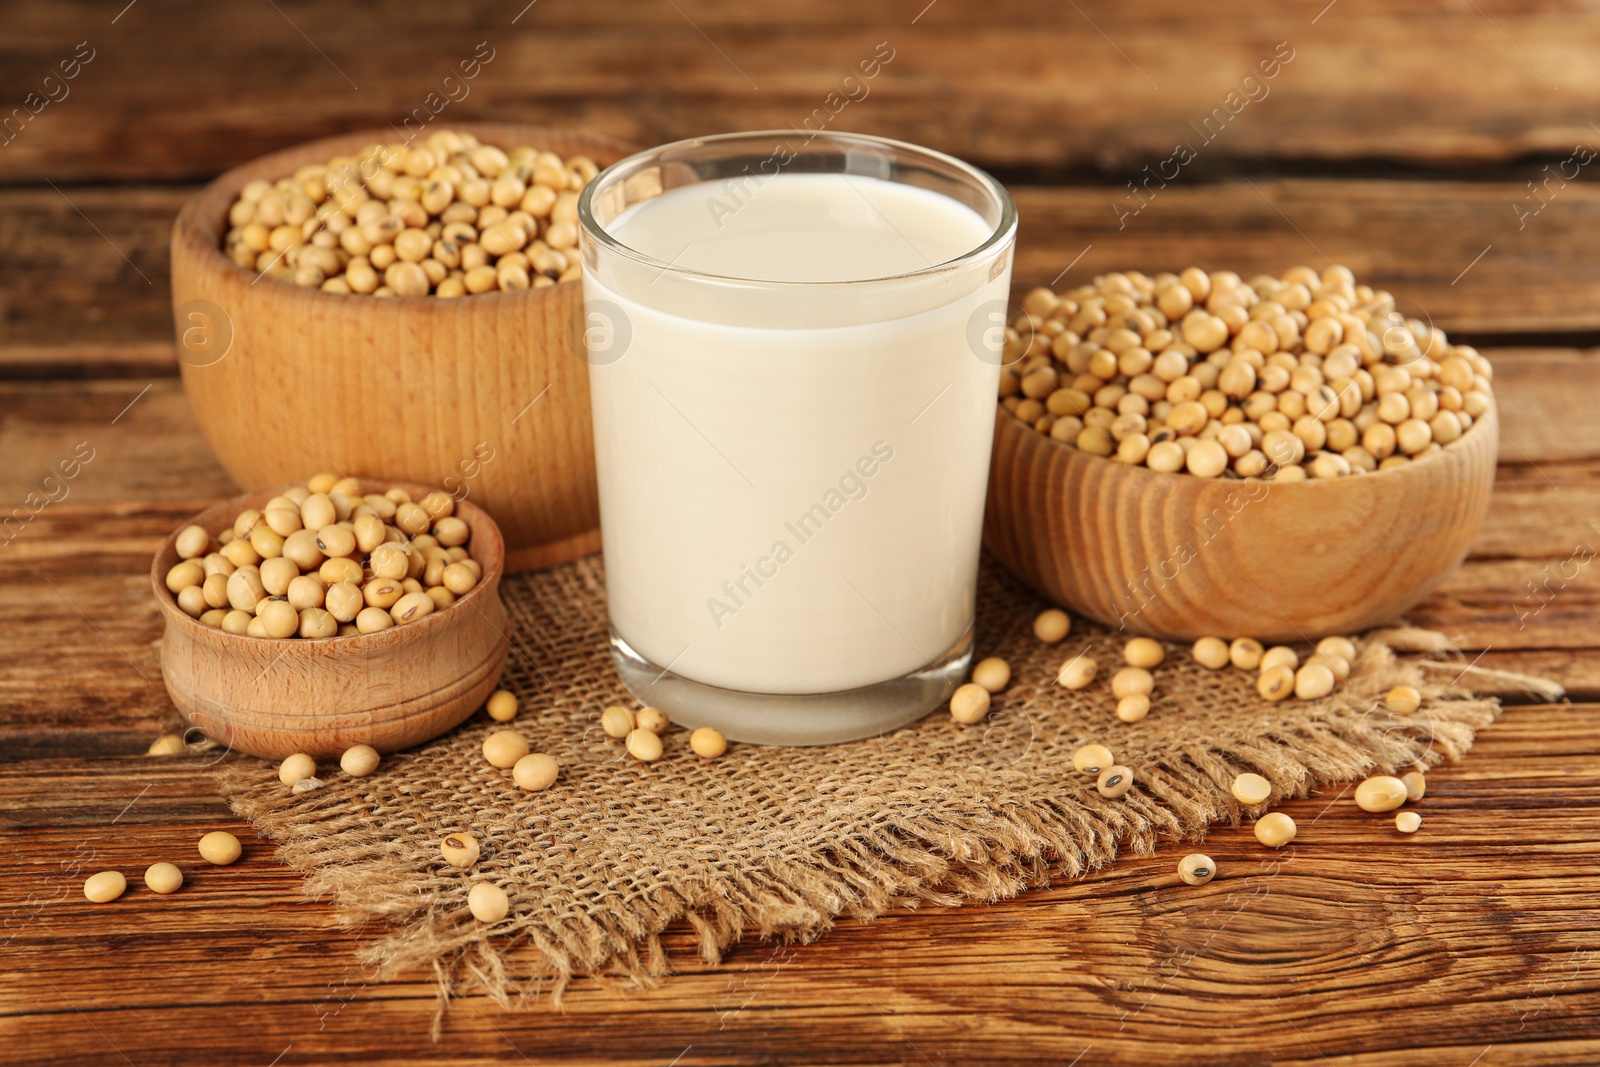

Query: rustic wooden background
[4,1,1600,1063]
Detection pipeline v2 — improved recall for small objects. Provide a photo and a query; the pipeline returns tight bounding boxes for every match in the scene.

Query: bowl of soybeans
[151,476,509,761]
[983,265,1498,641]
[169,124,639,574]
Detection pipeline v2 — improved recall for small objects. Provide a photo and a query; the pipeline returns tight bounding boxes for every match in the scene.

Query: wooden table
[4,3,1599,1063]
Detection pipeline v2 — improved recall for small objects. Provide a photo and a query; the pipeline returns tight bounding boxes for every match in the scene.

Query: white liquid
[586,173,1007,694]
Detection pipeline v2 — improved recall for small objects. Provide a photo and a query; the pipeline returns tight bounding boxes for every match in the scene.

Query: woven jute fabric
[216,554,1524,1024]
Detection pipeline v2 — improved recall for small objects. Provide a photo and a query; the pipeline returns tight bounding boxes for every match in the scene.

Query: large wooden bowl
[984,402,1499,642]
[151,481,509,761]
[170,124,639,573]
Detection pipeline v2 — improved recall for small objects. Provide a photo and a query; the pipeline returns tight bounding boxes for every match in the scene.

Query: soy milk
[585,172,1007,694]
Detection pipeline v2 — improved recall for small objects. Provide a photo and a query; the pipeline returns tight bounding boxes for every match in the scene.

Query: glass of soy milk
[577,131,1016,745]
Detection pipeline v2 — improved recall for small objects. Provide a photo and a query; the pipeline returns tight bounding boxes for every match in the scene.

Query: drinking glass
[577,131,1017,744]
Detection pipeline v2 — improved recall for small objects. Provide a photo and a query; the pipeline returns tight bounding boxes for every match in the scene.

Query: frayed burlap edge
[214,618,1552,1037]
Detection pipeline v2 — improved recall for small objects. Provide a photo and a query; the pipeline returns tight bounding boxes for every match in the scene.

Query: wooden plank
[1472,650,1600,702]
[7,184,1600,379]
[1007,187,1600,337]
[1411,558,1600,651]
[1490,352,1600,464]
[0,1,1595,184]
[0,342,177,380]
[1476,460,1600,560]
[0,380,234,505]
[0,187,175,359]
[3,707,1597,1065]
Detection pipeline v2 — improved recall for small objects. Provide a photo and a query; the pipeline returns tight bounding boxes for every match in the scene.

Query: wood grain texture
[1008,184,1600,337]
[984,403,1499,641]
[0,1,1595,184]
[12,183,1600,379]
[5,6,1600,1060]
[152,482,508,761]
[3,705,1597,1066]
[169,125,635,572]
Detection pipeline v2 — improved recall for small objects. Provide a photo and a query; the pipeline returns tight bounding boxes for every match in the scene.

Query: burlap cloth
[216,555,1557,1025]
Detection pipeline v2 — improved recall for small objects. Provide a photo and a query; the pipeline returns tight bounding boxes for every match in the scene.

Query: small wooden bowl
[151,482,509,761]
[170,124,639,573]
[984,402,1499,642]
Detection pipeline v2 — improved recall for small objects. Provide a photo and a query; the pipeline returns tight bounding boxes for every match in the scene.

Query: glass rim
[576,129,1018,288]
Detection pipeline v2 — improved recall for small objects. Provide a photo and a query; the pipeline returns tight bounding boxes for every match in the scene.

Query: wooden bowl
[151,481,509,761]
[983,402,1499,642]
[170,124,640,573]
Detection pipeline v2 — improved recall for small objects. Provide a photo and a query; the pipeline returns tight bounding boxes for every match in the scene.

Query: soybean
[1178,854,1216,886]
[999,266,1494,480]
[175,524,211,559]
[690,727,728,758]
[1110,667,1154,699]
[1260,646,1299,673]
[950,683,992,724]
[1232,772,1272,805]
[636,707,671,734]
[1355,775,1408,813]
[356,606,395,633]
[1253,811,1297,847]
[600,705,635,739]
[1115,694,1150,723]
[1386,685,1422,714]
[971,656,1012,693]
[1058,655,1098,690]
[1097,764,1135,798]
[299,607,337,639]
[166,560,204,594]
[84,871,128,903]
[340,744,381,777]
[1073,743,1115,774]
[1317,636,1357,662]
[512,752,559,791]
[165,476,484,641]
[1229,637,1264,671]
[144,862,184,895]
[1293,662,1336,700]
[390,590,434,625]
[198,831,242,865]
[1257,665,1295,702]
[440,832,480,867]
[1034,609,1071,644]
[626,727,664,762]
[468,881,510,923]
[279,752,317,786]
[483,730,529,768]
[223,132,595,298]
[1123,637,1165,669]
[1192,636,1230,669]
[486,689,518,722]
